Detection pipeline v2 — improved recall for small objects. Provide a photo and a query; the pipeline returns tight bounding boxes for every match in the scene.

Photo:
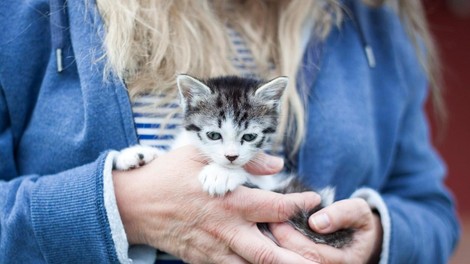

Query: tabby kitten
[113,74,353,248]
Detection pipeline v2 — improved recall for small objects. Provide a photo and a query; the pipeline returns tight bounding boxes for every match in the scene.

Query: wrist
[112,169,145,245]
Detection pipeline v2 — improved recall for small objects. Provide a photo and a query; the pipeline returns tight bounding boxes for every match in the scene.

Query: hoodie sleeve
[0,87,124,263]
[0,154,125,263]
[350,84,459,264]
[0,1,140,261]
[380,82,460,263]
[347,3,461,262]
[352,84,459,264]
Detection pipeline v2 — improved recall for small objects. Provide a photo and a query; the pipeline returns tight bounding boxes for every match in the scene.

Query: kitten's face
[177,75,288,168]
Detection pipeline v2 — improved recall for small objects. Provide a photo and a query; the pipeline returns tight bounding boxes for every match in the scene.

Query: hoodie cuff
[351,188,391,264]
[104,151,157,264]
[30,152,120,262]
[103,151,132,263]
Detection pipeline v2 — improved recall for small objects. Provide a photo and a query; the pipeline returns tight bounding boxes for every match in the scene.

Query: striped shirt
[133,96,182,151]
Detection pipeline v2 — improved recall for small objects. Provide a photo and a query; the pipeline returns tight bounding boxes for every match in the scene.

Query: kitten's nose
[225,155,239,162]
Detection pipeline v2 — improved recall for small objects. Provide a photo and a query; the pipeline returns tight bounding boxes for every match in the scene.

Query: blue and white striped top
[133,96,182,151]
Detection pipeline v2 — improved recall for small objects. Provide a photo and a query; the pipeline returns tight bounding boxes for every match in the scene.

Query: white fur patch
[198,163,250,196]
[113,145,162,170]
[318,186,336,207]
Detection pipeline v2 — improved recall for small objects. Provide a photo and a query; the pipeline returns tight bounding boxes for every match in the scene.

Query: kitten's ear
[177,74,212,109]
[254,76,288,102]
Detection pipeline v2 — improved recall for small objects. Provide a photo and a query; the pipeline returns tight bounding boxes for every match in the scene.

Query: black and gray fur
[179,75,281,149]
[262,178,354,248]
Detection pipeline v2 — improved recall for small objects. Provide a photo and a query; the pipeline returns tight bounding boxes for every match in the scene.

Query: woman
[0,0,459,263]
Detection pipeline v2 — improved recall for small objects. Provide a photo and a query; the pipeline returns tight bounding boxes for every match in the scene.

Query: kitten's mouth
[223,163,244,169]
[224,163,241,169]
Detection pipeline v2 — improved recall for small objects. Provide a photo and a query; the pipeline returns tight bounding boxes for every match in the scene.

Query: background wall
[424,0,470,262]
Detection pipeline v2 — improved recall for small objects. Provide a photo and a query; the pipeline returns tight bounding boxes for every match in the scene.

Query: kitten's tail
[256,179,352,248]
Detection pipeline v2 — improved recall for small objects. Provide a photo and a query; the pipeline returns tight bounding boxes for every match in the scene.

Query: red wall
[425,0,470,213]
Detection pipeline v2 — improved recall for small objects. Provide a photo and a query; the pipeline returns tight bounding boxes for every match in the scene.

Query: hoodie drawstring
[346,0,376,68]
[49,0,69,73]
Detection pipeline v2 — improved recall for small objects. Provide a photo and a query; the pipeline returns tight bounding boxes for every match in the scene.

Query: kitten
[113,74,353,248]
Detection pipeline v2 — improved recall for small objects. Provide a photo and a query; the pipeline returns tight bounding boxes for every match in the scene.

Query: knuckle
[353,198,372,216]
[254,246,276,264]
[309,192,322,205]
[275,198,291,221]
[225,227,241,248]
[177,248,194,263]
[210,249,234,264]
[220,198,237,216]
[354,197,368,207]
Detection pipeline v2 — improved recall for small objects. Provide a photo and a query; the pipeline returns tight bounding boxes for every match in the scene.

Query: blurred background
[424,0,470,262]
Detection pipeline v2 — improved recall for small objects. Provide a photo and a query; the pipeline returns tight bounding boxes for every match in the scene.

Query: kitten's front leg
[113,145,163,170]
[198,163,249,196]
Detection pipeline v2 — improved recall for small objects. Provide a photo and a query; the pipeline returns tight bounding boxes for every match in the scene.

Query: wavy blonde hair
[97,0,442,156]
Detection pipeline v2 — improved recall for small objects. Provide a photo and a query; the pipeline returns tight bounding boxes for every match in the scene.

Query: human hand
[113,145,322,263]
[270,198,383,264]
[243,152,284,175]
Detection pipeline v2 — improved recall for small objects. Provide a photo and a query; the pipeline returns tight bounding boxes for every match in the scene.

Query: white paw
[198,164,249,196]
[113,145,162,170]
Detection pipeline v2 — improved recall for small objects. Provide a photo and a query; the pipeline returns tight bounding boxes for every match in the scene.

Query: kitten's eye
[206,132,222,140]
[242,133,257,142]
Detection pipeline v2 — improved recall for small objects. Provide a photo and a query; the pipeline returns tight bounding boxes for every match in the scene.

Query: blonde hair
[97,0,442,156]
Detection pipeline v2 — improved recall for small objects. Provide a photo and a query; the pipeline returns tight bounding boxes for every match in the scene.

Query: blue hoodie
[0,0,460,263]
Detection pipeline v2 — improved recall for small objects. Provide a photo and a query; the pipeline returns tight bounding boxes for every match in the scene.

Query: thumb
[243,152,284,175]
[309,198,373,233]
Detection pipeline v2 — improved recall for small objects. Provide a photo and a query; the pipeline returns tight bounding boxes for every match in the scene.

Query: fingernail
[311,213,330,230]
[266,156,284,169]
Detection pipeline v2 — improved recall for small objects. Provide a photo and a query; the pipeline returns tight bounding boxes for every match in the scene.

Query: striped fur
[177,75,287,168]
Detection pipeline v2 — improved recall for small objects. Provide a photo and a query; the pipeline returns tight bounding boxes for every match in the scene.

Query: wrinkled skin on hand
[113,145,323,264]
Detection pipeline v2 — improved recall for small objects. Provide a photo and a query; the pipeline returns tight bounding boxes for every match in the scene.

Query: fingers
[243,152,284,175]
[270,222,355,264]
[217,255,250,264]
[228,226,319,264]
[269,222,326,263]
[309,198,373,234]
[179,243,250,264]
[223,187,321,222]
